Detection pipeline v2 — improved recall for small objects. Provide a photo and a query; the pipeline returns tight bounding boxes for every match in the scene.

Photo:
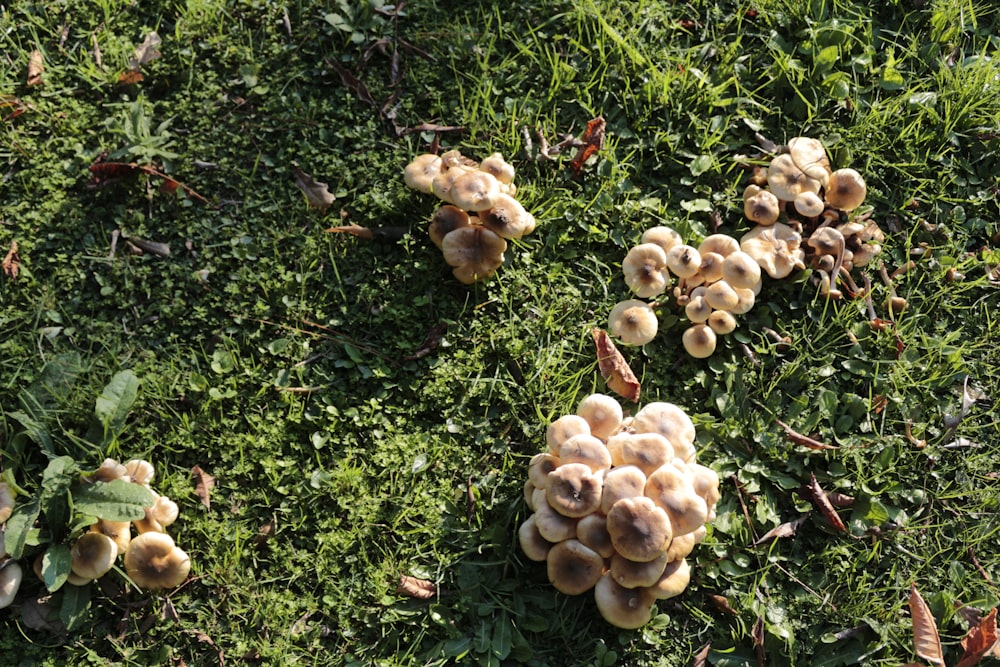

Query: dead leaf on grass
[3,241,20,279]
[805,473,847,533]
[293,165,336,211]
[27,50,44,86]
[753,514,809,546]
[129,32,161,70]
[909,583,945,666]
[325,224,408,241]
[254,516,276,547]
[404,322,447,361]
[396,575,436,600]
[591,328,640,402]
[692,643,711,667]
[191,465,215,510]
[955,607,998,667]
[568,116,605,178]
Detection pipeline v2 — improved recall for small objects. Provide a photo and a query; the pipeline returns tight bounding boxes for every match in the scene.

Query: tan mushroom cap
[641,226,682,253]
[403,153,444,194]
[645,464,709,537]
[704,280,740,311]
[559,433,612,472]
[665,244,702,279]
[430,164,474,203]
[622,243,671,298]
[687,463,721,516]
[124,459,155,486]
[606,496,672,563]
[441,225,507,285]
[707,310,737,335]
[71,532,119,580]
[608,299,658,346]
[576,512,615,559]
[729,287,757,315]
[545,414,591,455]
[594,571,656,629]
[740,222,806,279]
[787,136,832,186]
[824,168,867,211]
[664,527,703,562]
[479,152,515,184]
[615,433,675,478]
[533,495,578,542]
[766,153,822,202]
[682,322,717,359]
[518,515,555,562]
[479,193,535,240]
[744,186,781,226]
[135,495,179,534]
[610,550,669,589]
[0,561,23,610]
[648,557,691,600]
[698,234,741,258]
[793,191,826,218]
[524,478,537,510]
[576,393,624,442]
[684,294,712,324]
[600,465,649,515]
[88,458,128,483]
[527,452,561,489]
[449,170,502,212]
[124,532,191,590]
[546,463,603,518]
[631,403,697,462]
[428,205,472,249]
[697,252,725,284]
[721,251,762,291]
[91,519,132,556]
[546,539,604,595]
[852,243,881,267]
[440,149,475,170]
[807,226,846,257]
[0,482,13,524]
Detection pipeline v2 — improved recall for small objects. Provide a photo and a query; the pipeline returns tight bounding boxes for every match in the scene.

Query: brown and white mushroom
[743,185,781,226]
[824,168,867,211]
[594,571,656,629]
[610,550,669,589]
[608,299,658,346]
[518,515,555,562]
[740,222,806,279]
[559,433,612,472]
[546,463,603,518]
[648,557,691,600]
[546,539,604,595]
[428,205,473,249]
[403,154,444,194]
[622,243,671,298]
[441,225,507,284]
[576,512,615,559]
[545,415,591,455]
[645,464,709,537]
[575,393,624,441]
[70,532,119,581]
[606,496,672,563]
[479,193,535,239]
[766,153,822,202]
[631,402,697,462]
[641,226,682,253]
[600,465,649,514]
[124,532,191,590]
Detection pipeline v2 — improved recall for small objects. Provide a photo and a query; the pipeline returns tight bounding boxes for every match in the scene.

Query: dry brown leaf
[162,597,180,622]
[707,594,738,616]
[775,418,837,450]
[129,32,161,70]
[254,516,276,547]
[753,514,809,546]
[955,607,998,667]
[27,50,44,86]
[692,643,710,667]
[752,614,766,667]
[191,465,215,510]
[569,116,606,177]
[805,473,847,533]
[591,328,640,402]
[325,224,408,241]
[404,322,447,361]
[909,583,945,666]
[396,575,436,600]
[293,165,336,211]
[2,241,20,279]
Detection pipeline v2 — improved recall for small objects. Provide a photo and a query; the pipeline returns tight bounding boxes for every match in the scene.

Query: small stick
[774,418,838,450]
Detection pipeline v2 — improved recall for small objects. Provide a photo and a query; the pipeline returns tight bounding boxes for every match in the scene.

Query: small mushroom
[86,458,128,483]
[641,226,682,253]
[124,532,191,590]
[135,495,179,534]
[594,571,656,629]
[610,550,668,589]
[0,482,13,523]
[664,528,704,562]
[546,539,604,595]
[707,310,737,335]
[697,252,725,283]
[428,205,472,249]
[441,225,507,284]
[793,191,825,218]
[449,170,502,212]
[682,323,717,359]
[743,186,781,226]
[576,512,615,559]
[518,515,555,562]
[430,164,474,203]
[606,496,672,563]
[787,136,831,186]
[721,251,762,290]
[124,459,155,486]
[824,168,867,211]
[684,295,712,323]
[600,465,649,514]
[622,243,671,298]
[91,519,132,556]
[546,463,603,518]
[70,532,119,581]
[479,193,535,239]
[645,464,709,537]
[729,287,757,315]
[608,300,658,346]
[740,223,806,279]
[631,403,697,462]
[533,496,578,542]
[527,452,561,488]
[0,561,23,609]
[766,153,821,202]
[478,152,515,184]
[648,557,691,600]
[559,433,613,472]
[665,244,702,279]
[704,280,740,311]
[576,393,624,441]
[403,153,444,194]
[698,234,741,258]
[545,415,591,455]
[613,433,675,478]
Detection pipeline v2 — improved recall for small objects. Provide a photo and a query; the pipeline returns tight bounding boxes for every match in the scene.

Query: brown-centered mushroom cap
[665,244,702,279]
[787,136,832,186]
[608,300,658,346]
[615,433,675,478]
[449,170,502,212]
[740,222,806,279]
[71,532,118,580]
[622,243,671,298]
[707,310,738,335]
[527,452,561,489]
[721,251,763,290]
[730,287,757,315]
[546,539,604,595]
[641,226,682,253]
[793,191,826,218]
[648,557,691,600]
[546,463,603,518]
[124,532,191,590]
[403,153,444,194]
[545,414,591,455]
[124,459,155,486]
[594,571,656,629]
[744,186,781,226]
[766,153,822,202]
[533,494,578,542]
[632,402,697,461]
[698,234,741,258]
[687,463,722,517]
[576,393,624,442]
[441,225,507,285]
[645,464,709,537]
[518,515,555,562]
[91,519,132,556]
[610,550,669,589]
[600,465,648,515]
[606,496,672,563]
[430,164,474,203]
[479,193,535,240]
[824,168,867,211]
[704,280,740,311]
[428,205,472,249]
[664,527,704,562]
[685,295,712,324]
[479,152,515,184]
[559,433,612,472]
[807,226,846,257]
[576,512,615,559]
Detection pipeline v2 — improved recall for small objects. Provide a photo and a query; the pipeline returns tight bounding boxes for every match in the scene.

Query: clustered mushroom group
[519,394,719,628]
[403,150,536,284]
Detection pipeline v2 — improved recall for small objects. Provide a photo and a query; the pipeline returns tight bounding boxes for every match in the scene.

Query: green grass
[1,0,999,665]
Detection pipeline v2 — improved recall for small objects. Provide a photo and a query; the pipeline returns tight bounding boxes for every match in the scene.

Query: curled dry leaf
[191,465,215,510]
[569,116,606,177]
[753,514,809,546]
[693,643,711,667]
[129,32,161,70]
[955,607,998,667]
[909,583,945,667]
[805,473,847,533]
[396,575,436,600]
[293,165,336,211]
[27,50,44,86]
[708,594,738,616]
[325,224,408,241]
[2,241,20,279]
[591,328,640,403]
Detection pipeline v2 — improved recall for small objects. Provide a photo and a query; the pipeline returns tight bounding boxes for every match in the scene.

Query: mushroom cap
[546,463,604,518]
[622,243,671,298]
[606,496,672,563]
[682,323,717,359]
[71,531,118,580]
[600,465,649,515]
[403,154,444,194]
[615,433,675,478]
[124,459,155,486]
[0,561,23,609]
[576,393,624,442]
[645,464,709,537]
[449,170,502,212]
[641,226,683,253]
[576,512,615,559]
[518,515,555,562]
[545,415,591,455]
[740,222,806,279]
[480,193,535,240]
[527,452,561,489]
[88,458,128,483]
[787,136,831,186]
[631,403,697,461]
[0,482,13,524]
[533,495,579,542]
[697,252,725,284]
[664,528,702,562]
[743,186,781,226]
[440,149,476,170]
[441,226,507,284]
[793,191,825,218]
[807,226,846,256]
[124,532,191,590]
[707,310,738,335]
[559,433,613,472]
[704,280,740,311]
[852,243,881,267]
[766,153,822,201]
[729,287,757,315]
[546,539,604,595]
[608,300,658,346]
[135,494,179,534]
[428,205,472,249]
[479,152,515,184]
[824,168,867,211]
[684,295,712,323]
[698,234,740,258]
[524,478,537,510]
[610,550,669,589]
[721,251,763,290]
[594,571,656,629]
[687,462,722,511]
[648,557,691,600]
[91,519,132,556]
[665,244,702,279]
[430,164,474,203]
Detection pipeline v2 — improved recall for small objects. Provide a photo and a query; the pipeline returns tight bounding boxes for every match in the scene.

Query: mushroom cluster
[519,394,720,629]
[403,150,537,284]
[611,228,764,358]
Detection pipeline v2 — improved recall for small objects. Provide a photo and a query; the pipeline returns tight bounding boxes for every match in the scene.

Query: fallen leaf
[293,165,336,211]
[404,322,447,361]
[27,50,44,86]
[396,575,436,600]
[118,70,145,85]
[752,614,766,667]
[805,473,847,532]
[2,241,20,279]
[254,516,276,547]
[191,465,215,510]
[753,514,809,546]
[162,597,180,623]
[909,583,945,666]
[955,607,998,667]
[325,224,408,241]
[775,418,837,450]
[401,122,465,135]
[707,594,738,615]
[591,328,640,402]
[568,116,605,177]
[326,60,376,107]
[129,31,161,70]
[693,643,710,667]
[126,237,171,257]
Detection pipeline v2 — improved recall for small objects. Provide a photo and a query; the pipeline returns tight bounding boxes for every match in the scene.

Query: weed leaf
[955,607,998,667]
[41,543,72,593]
[94,370,139,444]
[4,495,41,559]
[72,479,155,522]
[591,328,640,402]
[2,240,20,279]
[909,584,945,666]
[293,165,336,211]
[40,456,76,541]
[60,582,91,632]
[191,465,215,510]
[396,575,436,599]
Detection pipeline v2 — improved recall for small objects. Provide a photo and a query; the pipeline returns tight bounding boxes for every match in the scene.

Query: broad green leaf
[689,155,713,176]
[60,583,92,632]
[4,496,42,559]
[72,479,155,522]
[40,456,76,542]
[7,410,54,456]
[491,617,512,660]
[94,370,139,441]
[42,543,72,592]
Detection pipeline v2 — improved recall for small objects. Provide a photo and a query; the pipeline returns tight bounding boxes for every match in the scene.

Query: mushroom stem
[762,327,791,352]
[837,266,863,298]
[862,274,878,322]
[890,261,916,279]
[904,420,927,449]
[878,262,908,314]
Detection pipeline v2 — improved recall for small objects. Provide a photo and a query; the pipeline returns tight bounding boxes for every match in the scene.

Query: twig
[774,418,838,450]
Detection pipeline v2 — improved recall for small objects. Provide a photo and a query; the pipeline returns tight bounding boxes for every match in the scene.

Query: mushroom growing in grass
[403,154,444,194]
[648,557,691,600]
[606,496,672,563]
[546,463,604,518]
[479,193,535,239]
[707,309,737,335]
[0,561,23,609]
[594,572,656,629]
[641,226,682,253]
[449,170,502,212]
[608,299,658,346]
[787,136,831,186]
[600,465,649,514]
[533,495,579,543]
[721,251,762,290]
[665,244,702,279]
[631,402,697,462]
[124,532,191,590]
[559,434,612,472]
[744,186,781,226]
[528,452,561,489]
[766,153,821,202]
[740,222,806,279]
[824,168,867,211]
[576,513,615,559]
[610,434,674,478]
[441,225,507,285]
[91,519,132,555]
[135,495,180,534]
[518,515,555,562]
[645,464,709,537]
[546,539,604,595]
[610,550,669,589]
[71,532,118,581]
[479,152,516,184]
[622,243,671,298]
[698,234,741,258]
[124,459,155,486]
[793,191,825,219]
[545,415,591,455]
[428,206,472,249]
[682,323,717,359]
[576,393,624,441]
